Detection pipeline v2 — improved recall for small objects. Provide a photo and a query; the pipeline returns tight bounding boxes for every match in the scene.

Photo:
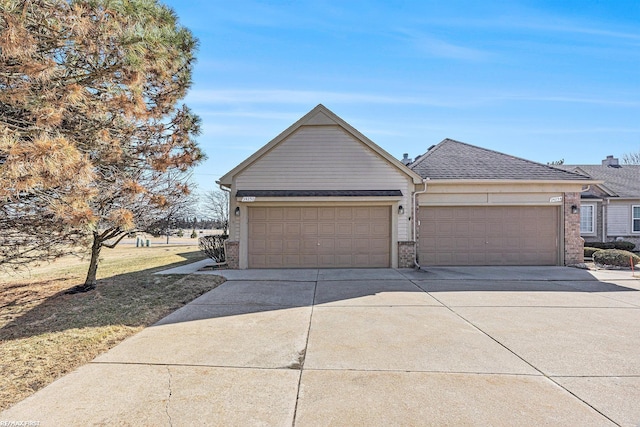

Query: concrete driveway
[2,267,639,426]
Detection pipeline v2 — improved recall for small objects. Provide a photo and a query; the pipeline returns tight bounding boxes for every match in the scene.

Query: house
[217,104,592,269]
[558,157,640,248]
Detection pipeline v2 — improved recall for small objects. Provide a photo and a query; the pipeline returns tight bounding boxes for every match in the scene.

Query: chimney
[401,153,411,165]
[602,155,619,167]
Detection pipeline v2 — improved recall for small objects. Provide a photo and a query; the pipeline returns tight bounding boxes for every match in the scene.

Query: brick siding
[397,241,416,268]
[224,240,239,269]
[564,192,584,265]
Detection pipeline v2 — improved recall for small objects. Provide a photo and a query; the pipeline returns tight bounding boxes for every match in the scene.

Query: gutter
[412,179,429,269]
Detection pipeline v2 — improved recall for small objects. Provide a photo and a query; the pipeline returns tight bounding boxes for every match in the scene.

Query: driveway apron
[2,266,639,426]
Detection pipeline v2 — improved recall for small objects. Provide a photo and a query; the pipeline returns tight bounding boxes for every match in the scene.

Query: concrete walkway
[2,267,639,426]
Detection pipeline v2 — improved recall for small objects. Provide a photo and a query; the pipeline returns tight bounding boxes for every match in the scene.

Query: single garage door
[248,206,391,268]
[418,206,559,266]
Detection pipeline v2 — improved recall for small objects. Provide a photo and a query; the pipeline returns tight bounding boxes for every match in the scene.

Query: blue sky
[162,0,640,194]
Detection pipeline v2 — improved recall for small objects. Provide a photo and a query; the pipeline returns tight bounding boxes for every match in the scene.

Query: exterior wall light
[571,205,578,214]
[398,205,404,215]
[235,206,241,216]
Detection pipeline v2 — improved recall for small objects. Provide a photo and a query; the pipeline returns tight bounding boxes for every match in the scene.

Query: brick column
[397,241,416,268]
[564,192,584,265]
[224,240,239,269]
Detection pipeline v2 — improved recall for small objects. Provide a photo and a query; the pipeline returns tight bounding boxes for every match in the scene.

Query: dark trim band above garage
[236,190,403,197]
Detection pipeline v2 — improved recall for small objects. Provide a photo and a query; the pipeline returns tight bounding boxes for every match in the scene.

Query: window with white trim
[633,205,640,233]
[580,204,595,234]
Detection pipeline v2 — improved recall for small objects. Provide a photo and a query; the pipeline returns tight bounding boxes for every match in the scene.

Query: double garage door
[418,206,559,266]
[248,206,391,268]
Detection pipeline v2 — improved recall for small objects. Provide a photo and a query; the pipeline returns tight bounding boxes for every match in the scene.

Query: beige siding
[419,192,565,206]
[228,195,240,240]
[607,204,629,235]
[235,125,413,240]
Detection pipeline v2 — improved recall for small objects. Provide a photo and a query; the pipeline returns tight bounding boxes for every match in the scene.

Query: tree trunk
[84,233,101,288]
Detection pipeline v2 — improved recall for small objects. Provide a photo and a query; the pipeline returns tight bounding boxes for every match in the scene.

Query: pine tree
[0,0,204,290]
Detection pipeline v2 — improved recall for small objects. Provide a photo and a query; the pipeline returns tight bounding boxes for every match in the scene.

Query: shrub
[592,249,640,267]
[199,235,229,263]
[190,229,198,238]
[614,241,636,251]
[176,229,184,237]
[585,241,615,250]
[586,241,635,251]
[584,247,601,258]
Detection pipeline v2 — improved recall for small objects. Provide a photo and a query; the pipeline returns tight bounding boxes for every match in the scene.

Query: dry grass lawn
[0,244,225,411]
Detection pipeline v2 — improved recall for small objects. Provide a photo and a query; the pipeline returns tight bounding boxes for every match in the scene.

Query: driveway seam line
[422,287,621,426]
[89,361,307,370]
[291,272,318,427]
[296,368,544,376]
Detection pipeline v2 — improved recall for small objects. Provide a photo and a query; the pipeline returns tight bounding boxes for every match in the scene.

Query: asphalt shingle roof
[557,164,640,198]
[409,139,590,181]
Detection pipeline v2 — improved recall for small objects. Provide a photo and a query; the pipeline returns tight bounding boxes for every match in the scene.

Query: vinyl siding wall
[607,204,629,235]
[234,125,413,240]
[606,201,640,236]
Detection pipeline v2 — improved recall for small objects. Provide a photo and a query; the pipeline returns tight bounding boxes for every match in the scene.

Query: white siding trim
[632,205,640,233]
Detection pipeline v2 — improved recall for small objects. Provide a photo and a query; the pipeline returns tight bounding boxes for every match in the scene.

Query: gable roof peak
[218,104,423,185]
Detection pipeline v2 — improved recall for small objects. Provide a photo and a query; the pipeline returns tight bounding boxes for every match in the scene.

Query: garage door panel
[335,255,354,267]
[267,208,285,221]
[301,239,318,253]
[368,238,389,251]
[249,207,267,221]
[353,207,371,220]
[337,223,353,235]
[302,208,318,220]
[319,223,336,236]
[371,223,390,236]
[467,238,486,251]
[300,255,318,267]
[252,240,267,252]
[302,223,318,236]
[319,207,337,220]
[418,206,558,266]
[282,254,300,266]
[284,224,301,236]
[336,239,353,251]
[284,240,301,251]
[249,206,390,268]
[468,252,486,264]
[318,255,335,267]
[250,223,267,235]
[335,207,352,220]
[267,240,284,253]
[469,221,485,235]
[267,223,284,234]
[318,238,335,253]
[251,254,267,268]
[284,208,302,221]
[353,223,371,236]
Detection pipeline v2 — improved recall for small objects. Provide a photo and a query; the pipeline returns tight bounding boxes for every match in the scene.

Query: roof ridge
[411,138,588,180]
[409,138,452,169]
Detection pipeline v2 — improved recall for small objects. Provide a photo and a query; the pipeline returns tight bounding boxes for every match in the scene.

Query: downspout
[218,183,232,235]
[215,183,232,267]
[603,198,608,243]
[413,179,429,269]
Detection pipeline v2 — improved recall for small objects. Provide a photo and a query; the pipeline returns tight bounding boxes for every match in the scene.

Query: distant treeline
[170,217,225,230]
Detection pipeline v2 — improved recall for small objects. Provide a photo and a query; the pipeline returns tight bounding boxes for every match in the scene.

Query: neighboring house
[217,104,592,269]
[558,157,640,248]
